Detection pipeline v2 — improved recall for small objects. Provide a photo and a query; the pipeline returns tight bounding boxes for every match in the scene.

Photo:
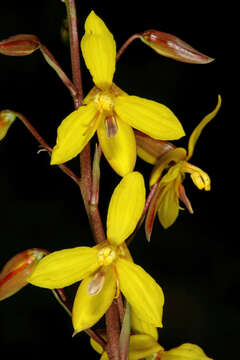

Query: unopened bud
[0,248,48,301]
[0,34,40,56]
[140,30,214,64]
[0,110,17,141]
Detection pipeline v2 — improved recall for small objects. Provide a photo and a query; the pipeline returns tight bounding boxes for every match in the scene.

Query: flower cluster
[0,8,221,360]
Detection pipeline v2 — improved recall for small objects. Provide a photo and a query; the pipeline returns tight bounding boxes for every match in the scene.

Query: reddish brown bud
[0,34,40,56]
[0,248,48,301]
[140,30,214,64]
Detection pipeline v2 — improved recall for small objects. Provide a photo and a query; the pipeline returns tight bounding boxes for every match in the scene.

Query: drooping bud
[140,30,214,64]
[0,248,48,301]
[0,34,40,56]
[0,110,17,141]
[135,130,175,165]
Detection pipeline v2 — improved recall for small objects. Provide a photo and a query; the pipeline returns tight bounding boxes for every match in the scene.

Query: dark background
[0,1,235,358]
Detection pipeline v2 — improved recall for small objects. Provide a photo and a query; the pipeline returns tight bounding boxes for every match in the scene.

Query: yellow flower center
[97,246,117,266]
[94,91,115,115]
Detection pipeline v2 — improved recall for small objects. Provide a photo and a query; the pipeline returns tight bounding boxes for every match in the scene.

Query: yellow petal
[129,334,164,360]
[131,309,159,341]
[116,258,164,326]
[115,95,185,140]
[107,172,146,245]
[150,148,186,187]
[159,343,213,360]
[157,182,180,229]
[72,267,116,333]
[51,101,101,164]
[97,116,136,176]
[28,247,99,289]
[187,95,221,160]
[81,11,116,90]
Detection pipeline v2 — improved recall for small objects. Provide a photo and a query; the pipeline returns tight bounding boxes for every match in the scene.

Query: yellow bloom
[145,96,221,233]
[158,343,213,360]
[28,172,164,333]
[51,11,185,176]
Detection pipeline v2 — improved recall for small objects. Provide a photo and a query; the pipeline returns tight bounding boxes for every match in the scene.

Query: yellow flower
[51,11,185,176]
[157,343,213,360]
[28,172,164,333]
[144,96,221,233]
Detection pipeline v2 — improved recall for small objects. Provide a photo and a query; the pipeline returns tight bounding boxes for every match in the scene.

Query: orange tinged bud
[140,30,214,64]
[0,34,40,56]
[0,110,17,141]
[0,248,48,301]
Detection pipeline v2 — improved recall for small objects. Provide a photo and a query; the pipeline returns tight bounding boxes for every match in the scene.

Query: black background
[0,1,235,358]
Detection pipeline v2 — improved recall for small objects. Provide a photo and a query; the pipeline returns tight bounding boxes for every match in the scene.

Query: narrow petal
[157,182,179,229]
[97,116,136,176]
[129,334,164,360]
[145,185,163,242]
[115,95,185,140]
[107,172,146,246]
[159,343,213,360]
[51,101,100,165]
[28,247,99,289]
[187,95,221,160]
[116,258,164,326]
[72,267,116,333]
[81,11,116,90]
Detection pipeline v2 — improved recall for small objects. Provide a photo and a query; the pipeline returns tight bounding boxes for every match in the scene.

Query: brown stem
[65,0,83,106]
[15,111,80,186]
[116,33,141,62]
[105,301,121,360]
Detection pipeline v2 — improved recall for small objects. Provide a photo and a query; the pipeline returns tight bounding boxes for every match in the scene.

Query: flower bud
[0,248,48,301]
[0,110,17,141]
[140,30,214,64]
[0,34,40,56]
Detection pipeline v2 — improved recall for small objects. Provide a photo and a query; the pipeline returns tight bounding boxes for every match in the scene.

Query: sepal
[0,110,17,140]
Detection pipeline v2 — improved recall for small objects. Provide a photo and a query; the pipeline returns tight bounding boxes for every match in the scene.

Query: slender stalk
[116,33,141,62]
[65,0,83,106]
[15,111,80,185]
[105,301,121,360]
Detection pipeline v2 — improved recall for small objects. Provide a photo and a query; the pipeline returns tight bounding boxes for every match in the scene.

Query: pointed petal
[81,11,116,90]
[187,95,221,160]
[115,95,185,140]
[131,308,159,340]
[28,247,99,289]
[51,101,100,165]
[97,116,136,176]
[116,258,164,326]
[159,343,213,360]
[129,334,164,360]
[107,172,146,246]
[157,182,179,229]
[72,267,116,333]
